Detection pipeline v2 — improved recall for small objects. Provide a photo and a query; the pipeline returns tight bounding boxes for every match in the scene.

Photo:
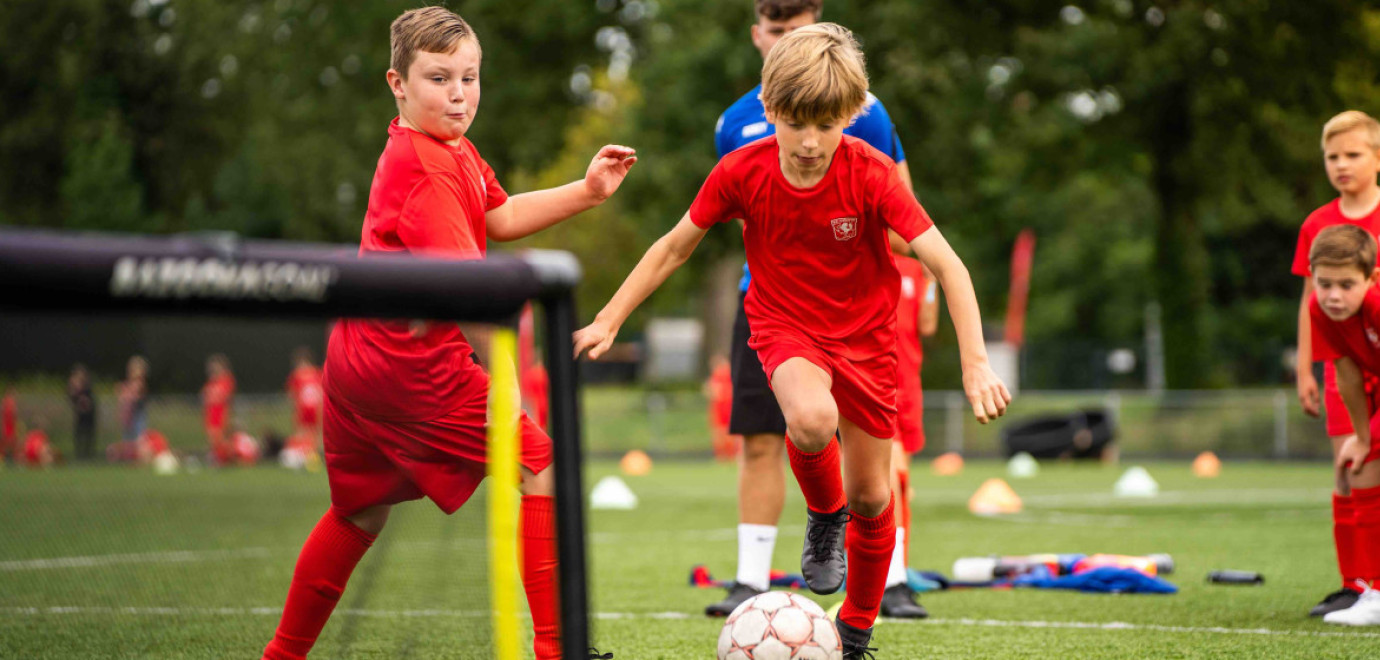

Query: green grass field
[1,458,1376,659]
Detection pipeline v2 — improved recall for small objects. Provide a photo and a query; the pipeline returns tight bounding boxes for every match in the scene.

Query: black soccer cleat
[879,583,929,619]
[705,581,767,617]
[835,616,877,660]
[587,648,613,659]
[801,505,850,594]
[1310,587,1362,617]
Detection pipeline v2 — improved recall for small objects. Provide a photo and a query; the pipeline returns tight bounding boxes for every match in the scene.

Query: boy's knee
[785,406,837,450]
[847,484,892,518]
[741,434,784,462]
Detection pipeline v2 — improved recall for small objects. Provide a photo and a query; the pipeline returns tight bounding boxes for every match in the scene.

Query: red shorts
[1324,362,1380,437]
[752,333,897,440]
[323,392,553,516]
[896,385,924,454]
[296,405,320,428]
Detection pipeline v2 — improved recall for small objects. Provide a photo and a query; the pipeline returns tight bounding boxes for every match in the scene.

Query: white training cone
[1007,452,1039,479]
[1113,466,1159,498]
[590,475,639,510]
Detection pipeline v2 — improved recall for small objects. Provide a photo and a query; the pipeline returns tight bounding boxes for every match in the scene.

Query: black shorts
[729,293,788,436]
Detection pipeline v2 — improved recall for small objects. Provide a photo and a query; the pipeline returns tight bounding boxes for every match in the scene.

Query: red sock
[839,498,895,630]
[897,467,911,561]
[786,436,847,514]
[1335,493,1360,591]
[262,508,376,660]
[1353,486,1380,585]
[522,495,562,660]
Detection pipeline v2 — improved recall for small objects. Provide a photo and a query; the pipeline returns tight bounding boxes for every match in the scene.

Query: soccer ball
[716,591,842,660]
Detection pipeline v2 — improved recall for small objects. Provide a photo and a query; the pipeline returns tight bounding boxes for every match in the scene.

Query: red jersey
[2,394,14,440]
[325,119,508,421]
[690,135,933,360]
[287,365,324,411]
[203,374,235,428]
[1312,287,1380,376]
[894,255,926,391]
[1292,198,1380,277]
[22,430,48,464]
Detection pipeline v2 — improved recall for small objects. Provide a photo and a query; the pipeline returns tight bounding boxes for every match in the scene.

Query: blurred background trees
[3,0,1380,388]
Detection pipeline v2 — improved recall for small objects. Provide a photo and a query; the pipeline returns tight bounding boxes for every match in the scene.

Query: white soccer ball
[151,451,179,476]
[716,591,842,660]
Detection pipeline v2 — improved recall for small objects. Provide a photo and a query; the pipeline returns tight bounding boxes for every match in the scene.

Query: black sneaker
[802,505,849,594]
[879,583,929,619]
[835,616,877,660]
[705,582,767,617]
[587,648,613,659]
[1310,587,1361,617]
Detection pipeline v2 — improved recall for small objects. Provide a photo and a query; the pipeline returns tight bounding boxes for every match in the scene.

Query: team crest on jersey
[831,217,859,241]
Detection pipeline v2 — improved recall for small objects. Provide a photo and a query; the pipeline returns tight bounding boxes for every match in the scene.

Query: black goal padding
[1001,408,1116,459]
[0,228,580,323]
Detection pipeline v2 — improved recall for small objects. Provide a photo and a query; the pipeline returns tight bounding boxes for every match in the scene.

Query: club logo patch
[830,217,858,241]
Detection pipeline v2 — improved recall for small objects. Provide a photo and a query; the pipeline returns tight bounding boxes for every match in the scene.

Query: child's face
[766,112,848,177]
[1324,129,1380,197]
[751,12,815,59]
[1313,263,1378,321]
[390,39,482,145]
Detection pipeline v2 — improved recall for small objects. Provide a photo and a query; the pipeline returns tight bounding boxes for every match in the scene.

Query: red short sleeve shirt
[1311,286,1380,376]
[326,119,509,421]
[689,135,934,360]
[1292,199,1380,277]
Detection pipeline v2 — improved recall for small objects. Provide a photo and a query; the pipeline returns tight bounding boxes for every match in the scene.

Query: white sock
[736,524,777,591]
[885,527,907,587]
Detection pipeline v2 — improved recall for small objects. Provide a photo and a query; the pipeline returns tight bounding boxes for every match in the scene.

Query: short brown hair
[755,0,822,21]
[1321,110,1380,151]
[1311,224,1378,274]
[390,7,478,79]
[760,23,868,124]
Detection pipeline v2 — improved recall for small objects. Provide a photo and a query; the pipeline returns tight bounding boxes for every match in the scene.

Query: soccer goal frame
[0,227,594,659]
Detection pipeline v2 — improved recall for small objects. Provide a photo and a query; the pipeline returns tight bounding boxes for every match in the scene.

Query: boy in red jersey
[1294,111,1380,617]
[202,354,236,465]
[706,356,739,461]
[285,348,324,449]
[260,7,635,660]
[1308,224,1380,625]
[575,24,1008,657]
[881,238,938,616]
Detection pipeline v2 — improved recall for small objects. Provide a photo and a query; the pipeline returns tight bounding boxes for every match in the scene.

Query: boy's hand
[963,362,1012,424]
[584,145,638,201]
[1297,371,1320,417]
[1336,435,1371,477]
[573,319,620,360]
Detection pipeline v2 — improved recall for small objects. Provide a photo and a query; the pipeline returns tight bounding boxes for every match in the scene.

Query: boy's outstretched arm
[910,227,1012,424]
[574,213,709,359]
[1334,356,1372,477]
[486,145,637,242]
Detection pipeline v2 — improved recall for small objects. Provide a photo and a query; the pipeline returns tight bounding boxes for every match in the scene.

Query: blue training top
[715,84,907,293]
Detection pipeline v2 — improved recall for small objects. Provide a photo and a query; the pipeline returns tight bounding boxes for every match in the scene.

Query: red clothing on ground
[689,136,933,438]
[203,374,236,431]
[894,255,927,453]
[21,430,49,465]
[325,118,507,424]
[1312,288,1380,464]
[286,365,324,427]
[1294,198,1380,435]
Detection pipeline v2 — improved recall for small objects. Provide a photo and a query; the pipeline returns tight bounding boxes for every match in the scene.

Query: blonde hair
[390,6,479,79]
[1311,224,1378,274]
[760,22,868,124]
[1321,110,1380,151]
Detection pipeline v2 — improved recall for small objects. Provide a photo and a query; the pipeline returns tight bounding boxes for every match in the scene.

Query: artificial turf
[0,459,1375,658]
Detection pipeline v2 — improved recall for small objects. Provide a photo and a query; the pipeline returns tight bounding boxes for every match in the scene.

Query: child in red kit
[1308,224,1380,625]
[285,348,324,450]
[1295,111,1380,617]
[1,387,16,462]
[202,354,236,465]
[706,355,739,461]
[260,8,635,660]
[575,24,1008,658]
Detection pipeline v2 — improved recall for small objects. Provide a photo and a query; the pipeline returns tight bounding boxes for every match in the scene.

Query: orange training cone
[932,451,964,476]
[968,478,1022,515]
[1192,451,1221,478]
[620,449,653,476]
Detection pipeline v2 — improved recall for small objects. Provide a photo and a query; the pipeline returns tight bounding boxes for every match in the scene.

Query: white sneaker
[1323,580,1380,626]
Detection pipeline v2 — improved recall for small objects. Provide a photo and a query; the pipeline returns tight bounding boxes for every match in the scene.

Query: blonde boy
[1294,110,1380,617]
[575,24,1008,658]
[261,7,634,659]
